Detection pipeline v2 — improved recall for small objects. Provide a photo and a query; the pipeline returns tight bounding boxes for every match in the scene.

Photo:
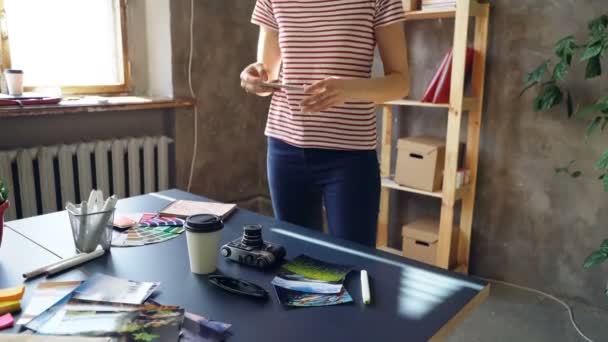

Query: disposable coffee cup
[4,69,24,96]
[185,214,223,274]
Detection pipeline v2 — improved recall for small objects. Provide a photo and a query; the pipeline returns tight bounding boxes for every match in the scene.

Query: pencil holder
[67,205,115,253]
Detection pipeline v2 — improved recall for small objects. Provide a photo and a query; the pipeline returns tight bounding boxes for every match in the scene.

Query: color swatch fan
[112,213,185,247]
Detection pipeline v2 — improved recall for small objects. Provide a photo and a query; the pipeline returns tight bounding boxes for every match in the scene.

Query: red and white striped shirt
[251,0,405,150]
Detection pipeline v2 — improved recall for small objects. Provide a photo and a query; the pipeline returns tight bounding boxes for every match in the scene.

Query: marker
[361,270,371,305]
[22,249,105,280]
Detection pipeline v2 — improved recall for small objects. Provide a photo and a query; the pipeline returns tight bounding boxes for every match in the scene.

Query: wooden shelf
[383,97,480,111]
[452,264,469,274]
[377,246,404,257]
[382,177,443,198]
[383,99,449,108]
[377,0,490,272]
[404,8,456,21]
[381,177,470,201]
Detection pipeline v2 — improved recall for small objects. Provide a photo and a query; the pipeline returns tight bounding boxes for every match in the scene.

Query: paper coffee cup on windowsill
[4,69,24,96]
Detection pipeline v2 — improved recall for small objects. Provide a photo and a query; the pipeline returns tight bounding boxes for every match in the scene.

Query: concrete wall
[170,0,269,204]
[385,0,608,309]
[168,0,608,308]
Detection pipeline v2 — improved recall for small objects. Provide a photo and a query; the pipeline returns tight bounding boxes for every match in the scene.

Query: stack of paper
[24,274,181,341]
[271,255,353,307]
[19,275,232,341]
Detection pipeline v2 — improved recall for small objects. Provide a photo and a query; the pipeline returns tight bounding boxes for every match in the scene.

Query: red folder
[432,47,475,104]
[421,49,452,103]
[0,97,61,106]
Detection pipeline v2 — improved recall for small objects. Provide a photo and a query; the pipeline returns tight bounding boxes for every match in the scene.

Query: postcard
[272,255,352,294]
[17,281,82,325]
[35,306,184,341]
[72,274,159,305]
[273,286,353,307]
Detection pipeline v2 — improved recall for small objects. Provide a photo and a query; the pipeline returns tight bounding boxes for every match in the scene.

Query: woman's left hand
[300,77,354,113]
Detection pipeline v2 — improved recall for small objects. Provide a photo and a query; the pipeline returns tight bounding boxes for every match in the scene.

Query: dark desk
[6,189,489,341]
[0,227,88,334]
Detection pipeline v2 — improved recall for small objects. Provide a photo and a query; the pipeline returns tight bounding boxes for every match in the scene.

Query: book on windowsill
[159,199,237,219]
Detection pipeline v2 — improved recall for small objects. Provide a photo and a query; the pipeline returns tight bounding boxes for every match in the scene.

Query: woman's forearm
[346,72,410,104]
[257,27,281,80]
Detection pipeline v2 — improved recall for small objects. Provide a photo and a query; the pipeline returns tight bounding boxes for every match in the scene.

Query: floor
[449,282,608,342]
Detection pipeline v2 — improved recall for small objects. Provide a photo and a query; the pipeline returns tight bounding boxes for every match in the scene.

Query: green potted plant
[521,15,608,270]
[0,179,9,247]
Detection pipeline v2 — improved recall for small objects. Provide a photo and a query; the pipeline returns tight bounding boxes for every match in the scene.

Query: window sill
[0,96,195,118]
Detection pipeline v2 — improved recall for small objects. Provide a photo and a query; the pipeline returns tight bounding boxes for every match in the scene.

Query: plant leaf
[522,61,549,93]
[587,116,602,138]
[584,250,608,268]
[535,84,563,112]
[533,96,543,112]
[576,103,608,118]
[554,35,578,63]
[589,15,608,35]
[597,150,608,170]
[585,56,602,78]
[566,91,574,118]
[581,42,603,61]
[552,60,569,81]
[600,239,608,253]
[603,172,608,191]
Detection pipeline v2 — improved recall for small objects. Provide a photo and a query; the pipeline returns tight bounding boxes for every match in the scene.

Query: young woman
[240,0,409,247]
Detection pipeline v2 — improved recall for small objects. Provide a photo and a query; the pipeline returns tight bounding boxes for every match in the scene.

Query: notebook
[159,200,237,219]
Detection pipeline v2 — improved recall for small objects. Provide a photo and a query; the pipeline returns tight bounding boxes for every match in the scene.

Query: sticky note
[0,313,13,330]
[0,286,25,302]
[0,301,20,315]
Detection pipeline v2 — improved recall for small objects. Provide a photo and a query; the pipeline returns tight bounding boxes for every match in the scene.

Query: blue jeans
[267,137,381,247]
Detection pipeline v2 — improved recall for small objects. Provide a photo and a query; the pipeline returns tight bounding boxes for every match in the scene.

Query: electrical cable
[186,0,197,192]
[478,277,594,342]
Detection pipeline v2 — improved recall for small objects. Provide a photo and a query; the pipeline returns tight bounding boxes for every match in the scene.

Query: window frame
[0,0,131,95]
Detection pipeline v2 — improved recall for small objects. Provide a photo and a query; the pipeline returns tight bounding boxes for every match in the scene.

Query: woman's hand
[300,77,355,113]
[240,62,274,97]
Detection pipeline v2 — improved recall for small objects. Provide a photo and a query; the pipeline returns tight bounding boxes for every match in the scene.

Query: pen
[361,270,371,305]
[22,249,105,280]
[46,249,105,276]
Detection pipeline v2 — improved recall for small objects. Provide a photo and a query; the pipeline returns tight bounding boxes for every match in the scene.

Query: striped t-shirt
[251,0,405,150]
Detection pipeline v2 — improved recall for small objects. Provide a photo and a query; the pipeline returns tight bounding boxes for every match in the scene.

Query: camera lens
[242,224,263,248]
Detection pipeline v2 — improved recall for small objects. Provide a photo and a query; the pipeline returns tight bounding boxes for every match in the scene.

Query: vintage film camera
[220,224,286,268]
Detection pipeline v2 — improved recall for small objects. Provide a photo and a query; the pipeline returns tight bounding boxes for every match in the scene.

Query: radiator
[0,136,173,220]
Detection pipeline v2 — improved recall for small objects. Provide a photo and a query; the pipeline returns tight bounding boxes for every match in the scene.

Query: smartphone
[260,80,305,91]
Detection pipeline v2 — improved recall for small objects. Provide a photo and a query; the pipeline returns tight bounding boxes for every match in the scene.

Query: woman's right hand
[240,62,274,97]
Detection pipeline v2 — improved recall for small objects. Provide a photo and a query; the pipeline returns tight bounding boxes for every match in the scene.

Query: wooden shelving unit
[376,0,490,273]
[404,8,456,21]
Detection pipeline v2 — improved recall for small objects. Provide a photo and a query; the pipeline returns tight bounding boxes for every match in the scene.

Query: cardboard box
[395,136,446,192]
[402,218,439,265]
[402,218,460,266]
[402,0,420,11]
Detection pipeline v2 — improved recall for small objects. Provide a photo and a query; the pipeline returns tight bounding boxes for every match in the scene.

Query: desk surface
[6,189,489,342]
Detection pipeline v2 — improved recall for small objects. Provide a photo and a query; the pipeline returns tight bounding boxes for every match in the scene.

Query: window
[0,0,129,94]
